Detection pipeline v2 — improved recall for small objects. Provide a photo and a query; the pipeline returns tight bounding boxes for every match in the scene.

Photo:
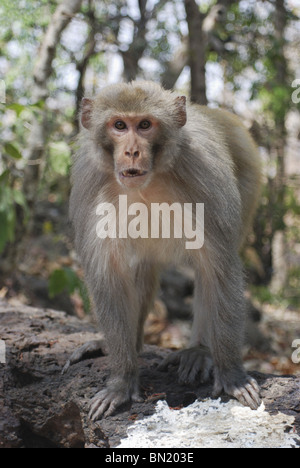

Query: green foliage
[49,268,90,313]
[0,167,28,253]
[250,285,274,305]
[0,101,35,253]
[251,266,300,308]
[49,142,71,176]
[225,2,292,122]
[285,185,300,217]
[0,0,55,29]
[4,142,22,160]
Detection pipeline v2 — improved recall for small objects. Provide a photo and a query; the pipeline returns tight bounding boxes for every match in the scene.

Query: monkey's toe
[89,379,143,420]
[231,378,261,409]
[213,371,261,410]
[89,389,121,420]
[62,339,106,375]
[158,346,212,385]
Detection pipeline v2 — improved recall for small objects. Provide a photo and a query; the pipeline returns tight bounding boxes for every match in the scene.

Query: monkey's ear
[81,98,94,129]
[175,96,187,127]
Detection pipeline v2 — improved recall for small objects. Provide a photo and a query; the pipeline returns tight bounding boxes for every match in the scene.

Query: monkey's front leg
[88,273,143,420]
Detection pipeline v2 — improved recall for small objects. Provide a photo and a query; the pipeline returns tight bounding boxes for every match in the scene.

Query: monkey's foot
[62,339,106,375]
[213,367,261,410]
[157,346,213,385]
[89,377,143,420]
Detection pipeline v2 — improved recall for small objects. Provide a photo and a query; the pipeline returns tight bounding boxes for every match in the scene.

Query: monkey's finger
[232,385,260,410]
[245,380,262,408]
[61,361,70,375]
[178,354,202,384]
[104,400,118,418]
[200,357,213,383]
[89,390,108,420]
[212,381,223,399]
[90,402,109,421]
[157,352,181,371]
[247,377,261,395]
[89,396,109,421]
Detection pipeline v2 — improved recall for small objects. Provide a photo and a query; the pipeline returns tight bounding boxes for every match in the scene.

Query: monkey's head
[80,81,187,190]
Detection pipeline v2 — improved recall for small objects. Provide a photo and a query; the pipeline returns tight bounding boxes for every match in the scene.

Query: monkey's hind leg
[157,275,213,385]
[197,260,262,410]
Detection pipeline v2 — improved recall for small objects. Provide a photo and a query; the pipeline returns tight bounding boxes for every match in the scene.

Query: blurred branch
[121,0,148,81]
[74,4,99,130]
[33,0,84,101]
[24,0,84,217]
[184,0,206,104]
[163,2,230,95]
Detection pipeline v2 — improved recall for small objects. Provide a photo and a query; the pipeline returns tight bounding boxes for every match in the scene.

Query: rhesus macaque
[68,81,262,420]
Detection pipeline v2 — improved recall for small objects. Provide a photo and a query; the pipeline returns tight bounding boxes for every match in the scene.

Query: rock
[0,300,299,448]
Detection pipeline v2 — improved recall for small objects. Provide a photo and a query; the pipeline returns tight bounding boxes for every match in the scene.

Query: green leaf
[78,281,91,314]
[0,186,11,211]
[30,100,45,110]
[0,210,15,252]
[62,267,80,294]
[4,143,22,160]
[6,207,16,242]
[49,267,80,298]
[48,268,90,313]
[0,170,9,184]
[0,212,8,253]
[49,142,71,176]
[48,269,68,298]
[13,189,26,207]
[7,103,26,117]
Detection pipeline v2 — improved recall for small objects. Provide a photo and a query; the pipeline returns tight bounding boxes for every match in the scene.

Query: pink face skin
[106,115,160,190]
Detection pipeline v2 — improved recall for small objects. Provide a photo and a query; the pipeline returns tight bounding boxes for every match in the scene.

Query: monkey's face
[105,115,160,190]
[80,83,187,190]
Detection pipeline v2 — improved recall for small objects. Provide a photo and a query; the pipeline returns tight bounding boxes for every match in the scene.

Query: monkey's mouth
[120,169,148,178]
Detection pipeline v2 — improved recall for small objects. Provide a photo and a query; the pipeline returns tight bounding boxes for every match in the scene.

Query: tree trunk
[270,0,289,291]
[121,0,148,82]
[74,7,98,132]
[184,0,207,104]
[161,37,189,90]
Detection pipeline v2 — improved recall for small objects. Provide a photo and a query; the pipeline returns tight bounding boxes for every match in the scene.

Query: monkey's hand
[89,375,143,421]
[213,367,261,410]
[157,346,213,385]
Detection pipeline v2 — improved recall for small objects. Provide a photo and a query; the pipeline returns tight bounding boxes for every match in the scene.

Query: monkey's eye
[139,120,151,130]
[114,121,127,130]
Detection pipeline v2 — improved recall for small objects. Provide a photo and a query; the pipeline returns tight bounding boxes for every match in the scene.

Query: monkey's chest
[125,236,187,267]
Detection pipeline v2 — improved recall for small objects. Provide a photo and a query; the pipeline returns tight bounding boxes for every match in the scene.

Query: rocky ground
[0,300,299,448]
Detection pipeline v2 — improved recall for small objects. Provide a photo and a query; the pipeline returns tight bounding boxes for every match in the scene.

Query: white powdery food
[117,399,300,449]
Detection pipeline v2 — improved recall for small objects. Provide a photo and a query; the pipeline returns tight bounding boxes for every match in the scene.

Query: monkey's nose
[125,150,140,158]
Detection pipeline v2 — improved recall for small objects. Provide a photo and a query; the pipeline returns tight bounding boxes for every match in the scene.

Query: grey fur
[69,81,262,419]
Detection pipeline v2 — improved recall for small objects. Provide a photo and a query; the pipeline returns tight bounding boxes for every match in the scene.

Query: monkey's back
[192,106,262,246]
